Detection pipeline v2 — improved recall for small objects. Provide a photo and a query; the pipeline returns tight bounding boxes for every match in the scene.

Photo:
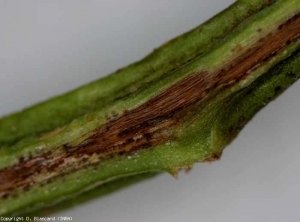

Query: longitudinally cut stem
[1,0,300,216]
[0,0,279,148]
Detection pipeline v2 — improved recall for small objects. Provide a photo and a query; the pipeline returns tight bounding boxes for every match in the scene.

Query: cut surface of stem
[0,0,300,216]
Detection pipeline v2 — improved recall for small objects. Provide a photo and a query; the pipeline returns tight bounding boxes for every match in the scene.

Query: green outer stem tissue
[0,0,300,216]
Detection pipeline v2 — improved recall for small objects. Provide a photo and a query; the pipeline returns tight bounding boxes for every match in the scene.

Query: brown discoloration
[169,169,179,179]
[202,152,223,163]
[231,44,244,53]
[1,13,300,198]
[0,119,178,198]
[184,165,193,173]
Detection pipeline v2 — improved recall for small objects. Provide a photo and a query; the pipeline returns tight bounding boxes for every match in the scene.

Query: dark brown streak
[1,12,300,198]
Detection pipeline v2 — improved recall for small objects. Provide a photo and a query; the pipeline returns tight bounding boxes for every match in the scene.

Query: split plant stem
[1,0,300,216]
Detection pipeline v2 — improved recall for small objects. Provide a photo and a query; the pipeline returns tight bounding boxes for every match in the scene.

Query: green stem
[0,0,277,148]
[0,0,300,216]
